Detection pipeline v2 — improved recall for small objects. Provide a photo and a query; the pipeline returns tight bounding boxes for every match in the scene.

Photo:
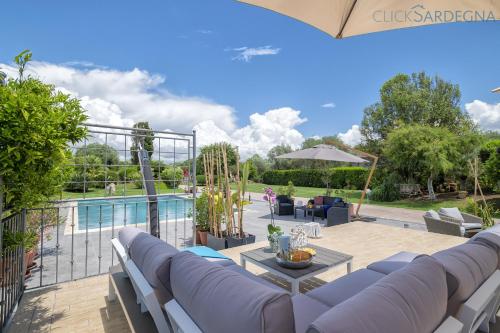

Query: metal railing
[24,195,194,289]
[0,211,26,330]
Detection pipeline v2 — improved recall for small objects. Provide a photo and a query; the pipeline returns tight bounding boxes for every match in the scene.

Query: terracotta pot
[24,250,36,275]
[198,230,209,246]
[195,226,202,245]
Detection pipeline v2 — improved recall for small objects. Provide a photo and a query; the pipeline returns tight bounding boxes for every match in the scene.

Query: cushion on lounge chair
[438,208,464,222]
[305,268,385,307]
[292,294,330,333]
[307,256,449,333]
[129,233,179,304]
[170,251,295,333]
[118,226,146,253]
[462,222,483,230]
[432,243,498,316]
[367,251,420,275]
[424,210,440,220]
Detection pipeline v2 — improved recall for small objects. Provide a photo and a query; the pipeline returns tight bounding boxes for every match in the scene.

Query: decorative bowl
[276,250,313,269]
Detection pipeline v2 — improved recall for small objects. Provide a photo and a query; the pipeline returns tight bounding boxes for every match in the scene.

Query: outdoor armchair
[438,208,483,233]
[274,195,294,216]
[424,213,464,237]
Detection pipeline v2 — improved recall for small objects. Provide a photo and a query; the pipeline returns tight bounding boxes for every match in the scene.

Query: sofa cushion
[292,294,330,333]
[438,207,464,222]
[314,196,323,205]
[367,251,420,275]
[226,264,284,291]
[470,226,500,268]
[306,269,385,307]
[432,243,498,315]
[424,210,440,220]
[307,256,448,333]
[170,251,295,333]
[118,226,145,253]
[129,233,179,304]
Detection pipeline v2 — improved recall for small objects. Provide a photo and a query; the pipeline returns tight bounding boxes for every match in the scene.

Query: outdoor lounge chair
[438,207,483,233]
[424,210,465,237]
[274,195,294,215]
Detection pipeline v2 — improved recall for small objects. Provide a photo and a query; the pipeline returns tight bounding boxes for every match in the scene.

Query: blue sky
[1,0,499,156]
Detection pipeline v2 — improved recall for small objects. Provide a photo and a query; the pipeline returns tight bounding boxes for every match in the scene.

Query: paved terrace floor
[9,222,469,333]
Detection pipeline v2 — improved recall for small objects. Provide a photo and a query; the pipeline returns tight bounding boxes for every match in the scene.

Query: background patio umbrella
[277,144,368,163]
[238,0,500,39]
[493,87,500,93]
[276,144,378,217]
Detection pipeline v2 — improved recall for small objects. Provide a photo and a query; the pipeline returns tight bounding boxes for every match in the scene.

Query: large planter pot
[197,230,209,246]
[227,233,256,248]
[207,233,227,250]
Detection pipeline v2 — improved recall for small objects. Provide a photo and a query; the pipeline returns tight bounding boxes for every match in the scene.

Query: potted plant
[2,228,38,280]
[192,191,210,245]
[263,187,283,252]
[227,160,256,248]
[202,144,256,250]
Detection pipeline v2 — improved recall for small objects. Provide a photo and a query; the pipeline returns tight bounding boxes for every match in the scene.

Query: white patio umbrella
[277,144,378,217]
[238,0,500,39]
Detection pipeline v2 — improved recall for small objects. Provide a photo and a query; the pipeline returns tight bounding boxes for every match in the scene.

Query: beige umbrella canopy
[277,144,377,217]
[493,87,500,93]
[238,0,500,38]
[277,144,368,163]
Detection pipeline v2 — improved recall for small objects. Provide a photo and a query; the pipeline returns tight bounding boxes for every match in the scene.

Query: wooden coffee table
[240,245,352,295]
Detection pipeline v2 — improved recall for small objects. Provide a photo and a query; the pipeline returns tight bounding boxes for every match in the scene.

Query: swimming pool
[77,195,192,229]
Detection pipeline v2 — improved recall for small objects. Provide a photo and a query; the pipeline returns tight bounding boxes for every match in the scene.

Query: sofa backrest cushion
[307,256,448,333]
[314,196,323,205]
[118,226,145,253]
[470,226,500,269]
[170,251,295,333]
[432,243,497,315]
[424,210,440,220]
[438,208,464,222]
[129,232,179,304]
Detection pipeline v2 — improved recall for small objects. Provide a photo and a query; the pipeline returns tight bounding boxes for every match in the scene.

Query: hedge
[262,167,368,190]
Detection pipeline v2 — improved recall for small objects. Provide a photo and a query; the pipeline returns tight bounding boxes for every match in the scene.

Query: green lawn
[53,182,180,201]
[237,182,471,212]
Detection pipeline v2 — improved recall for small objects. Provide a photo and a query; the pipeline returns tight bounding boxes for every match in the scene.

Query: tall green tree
[361,72,474,154]
[75,143,119,166]
[267,144,294,169]
[130,121,154,165]
[383,125,463,200]
[0,50,87,213]
[196,142,238,175]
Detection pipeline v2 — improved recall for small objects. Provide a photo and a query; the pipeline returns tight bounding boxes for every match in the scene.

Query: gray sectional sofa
[111,225,500,333]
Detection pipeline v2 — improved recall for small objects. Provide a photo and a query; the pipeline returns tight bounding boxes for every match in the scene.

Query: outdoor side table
[240,245,353,295]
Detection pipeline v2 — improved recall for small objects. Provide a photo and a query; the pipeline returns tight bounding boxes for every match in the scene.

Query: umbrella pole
[355,156,378,217]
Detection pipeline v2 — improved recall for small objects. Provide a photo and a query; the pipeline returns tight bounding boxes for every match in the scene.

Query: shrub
[127,171,143,189]
[277,181,296,198]
[262,167,368,189]
[369,174,400,202]
[161,166,183,188]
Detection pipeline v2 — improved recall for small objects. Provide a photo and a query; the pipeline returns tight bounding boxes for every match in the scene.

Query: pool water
[77,195,192,229]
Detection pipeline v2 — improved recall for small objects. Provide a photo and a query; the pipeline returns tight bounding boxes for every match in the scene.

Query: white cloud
[465,100,500,132]
[338,125,362,146]
[197,29,213,34]
[1,60,306,159]
[195,107,306,159]
[229,46,281,62]
[1,61,237,134]
[321,102,336,108]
